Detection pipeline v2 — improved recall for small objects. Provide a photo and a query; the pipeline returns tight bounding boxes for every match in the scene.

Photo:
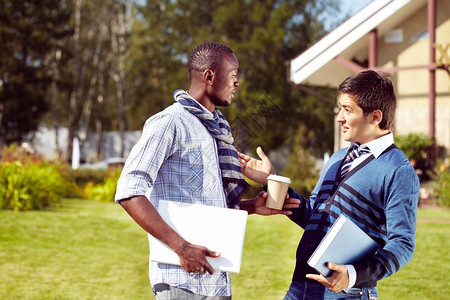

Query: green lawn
[1,200,449,299]
[0,200,150,299]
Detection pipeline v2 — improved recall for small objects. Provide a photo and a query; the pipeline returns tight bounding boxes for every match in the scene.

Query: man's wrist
[240,199,256,215]
[261,173,276,188]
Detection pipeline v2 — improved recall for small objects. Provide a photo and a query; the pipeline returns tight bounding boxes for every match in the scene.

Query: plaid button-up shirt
[115,102,231,296]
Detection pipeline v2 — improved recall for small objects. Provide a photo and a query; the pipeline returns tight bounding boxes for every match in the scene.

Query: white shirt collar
[360,132,394,158]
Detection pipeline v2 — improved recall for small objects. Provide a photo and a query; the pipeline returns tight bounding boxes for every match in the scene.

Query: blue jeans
[153,283,232,300]
[283,281,378,300]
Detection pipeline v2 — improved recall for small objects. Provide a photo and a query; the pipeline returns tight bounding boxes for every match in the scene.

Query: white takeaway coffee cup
[266,174,291,210]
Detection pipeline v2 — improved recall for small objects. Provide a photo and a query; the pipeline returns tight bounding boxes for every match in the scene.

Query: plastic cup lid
[267,174,291,184]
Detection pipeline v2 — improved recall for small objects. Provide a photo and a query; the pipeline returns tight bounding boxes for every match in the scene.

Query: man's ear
[371,110,383,126]
[202,69,214,85]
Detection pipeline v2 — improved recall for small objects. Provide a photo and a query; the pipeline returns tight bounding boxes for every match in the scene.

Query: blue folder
[308,214,380,277]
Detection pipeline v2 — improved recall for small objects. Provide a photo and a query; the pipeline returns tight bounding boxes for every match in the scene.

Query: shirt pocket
[188,147,204,194]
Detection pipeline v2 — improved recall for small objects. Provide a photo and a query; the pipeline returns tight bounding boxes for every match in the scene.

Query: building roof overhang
[289,0,428,88]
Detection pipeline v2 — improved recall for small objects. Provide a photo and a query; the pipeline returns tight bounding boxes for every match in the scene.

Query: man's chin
[214,99,232,107]
[342,133,351,142]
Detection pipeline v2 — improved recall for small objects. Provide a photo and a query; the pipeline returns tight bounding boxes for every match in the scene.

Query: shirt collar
[360,132,394,158]
[187,91,218,119]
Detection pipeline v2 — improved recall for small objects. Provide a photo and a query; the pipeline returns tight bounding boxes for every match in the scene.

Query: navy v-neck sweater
[288,145,419,288]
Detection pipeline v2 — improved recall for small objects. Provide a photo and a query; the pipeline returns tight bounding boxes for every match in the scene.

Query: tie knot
[350,143,370,154]
[358,145,370,154]
[341,144,370,177]
[351,143,360,150]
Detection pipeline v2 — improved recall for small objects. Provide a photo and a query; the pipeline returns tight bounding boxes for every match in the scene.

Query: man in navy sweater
[239,70,419,299]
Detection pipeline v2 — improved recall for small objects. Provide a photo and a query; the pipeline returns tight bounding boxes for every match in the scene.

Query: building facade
[288,0,449,153]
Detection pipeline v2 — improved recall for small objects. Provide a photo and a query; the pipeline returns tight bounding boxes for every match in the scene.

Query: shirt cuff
[346,264,356,288]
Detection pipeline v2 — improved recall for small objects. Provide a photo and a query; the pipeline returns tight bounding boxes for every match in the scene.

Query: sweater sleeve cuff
[287,187,295,198]
[346,264,356,288]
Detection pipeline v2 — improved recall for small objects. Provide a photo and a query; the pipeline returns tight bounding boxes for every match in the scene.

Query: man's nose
[336,109,344,122]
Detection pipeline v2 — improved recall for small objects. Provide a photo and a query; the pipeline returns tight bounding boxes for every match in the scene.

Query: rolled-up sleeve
[114,114,177,202]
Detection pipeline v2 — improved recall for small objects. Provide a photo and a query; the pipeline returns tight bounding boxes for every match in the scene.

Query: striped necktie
[341,144,370,177]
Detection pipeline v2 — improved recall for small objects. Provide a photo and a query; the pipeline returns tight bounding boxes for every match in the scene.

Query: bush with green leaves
[395,133,432,179]
[62,167,108,187]
[395,133,432,161]
[432,159,450,208]
[0,161,77,211]
[83,169,122,202]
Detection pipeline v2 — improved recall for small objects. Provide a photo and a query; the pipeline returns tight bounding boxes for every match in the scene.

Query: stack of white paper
[150,200,248,273]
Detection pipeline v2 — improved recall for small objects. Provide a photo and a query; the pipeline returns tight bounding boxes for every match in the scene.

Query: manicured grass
[377,209,450,300]
[1,200,449,299]
[231,215,300,299]
[0,200,150,299]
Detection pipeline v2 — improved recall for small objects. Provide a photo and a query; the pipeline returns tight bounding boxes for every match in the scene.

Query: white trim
[290,0,413,85]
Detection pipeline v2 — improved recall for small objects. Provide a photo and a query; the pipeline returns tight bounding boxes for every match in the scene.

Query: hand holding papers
[150,200,248,273]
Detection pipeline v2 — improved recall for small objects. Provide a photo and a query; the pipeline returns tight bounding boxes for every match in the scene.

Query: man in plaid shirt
[115,42,299,299]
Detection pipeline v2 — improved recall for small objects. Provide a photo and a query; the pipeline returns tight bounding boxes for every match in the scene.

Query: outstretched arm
[238,146,273,185]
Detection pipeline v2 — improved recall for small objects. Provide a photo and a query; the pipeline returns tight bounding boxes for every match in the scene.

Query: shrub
[0,143,45,164]
[432,158,450,208]
[62,167,108,187]
[395,133,432,180]
[83,168,122,202]
[395,133,432,161]
[0,161,73,211]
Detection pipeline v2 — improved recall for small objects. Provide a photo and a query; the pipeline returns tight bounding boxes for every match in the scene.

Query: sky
[322,0,373,31]
[341,0,373,16]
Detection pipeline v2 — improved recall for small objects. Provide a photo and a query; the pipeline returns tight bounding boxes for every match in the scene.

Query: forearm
[119,195,187,255]
[287,188,311,227]
[353,230,416,286]
[354,165,419,284]
[353,254,392,287]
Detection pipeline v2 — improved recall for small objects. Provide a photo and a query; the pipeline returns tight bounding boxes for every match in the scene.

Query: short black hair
[338,70,396,130]
[187,42,234,81]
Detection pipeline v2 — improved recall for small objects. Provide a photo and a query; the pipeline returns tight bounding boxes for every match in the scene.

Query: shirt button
[310,243,315,248]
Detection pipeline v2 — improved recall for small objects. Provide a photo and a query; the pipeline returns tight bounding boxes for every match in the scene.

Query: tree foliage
[127,0,340,157]
[0,0,343,161]
[282,124,320,197]
[66,0,131,160]
[0,0,72,144]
